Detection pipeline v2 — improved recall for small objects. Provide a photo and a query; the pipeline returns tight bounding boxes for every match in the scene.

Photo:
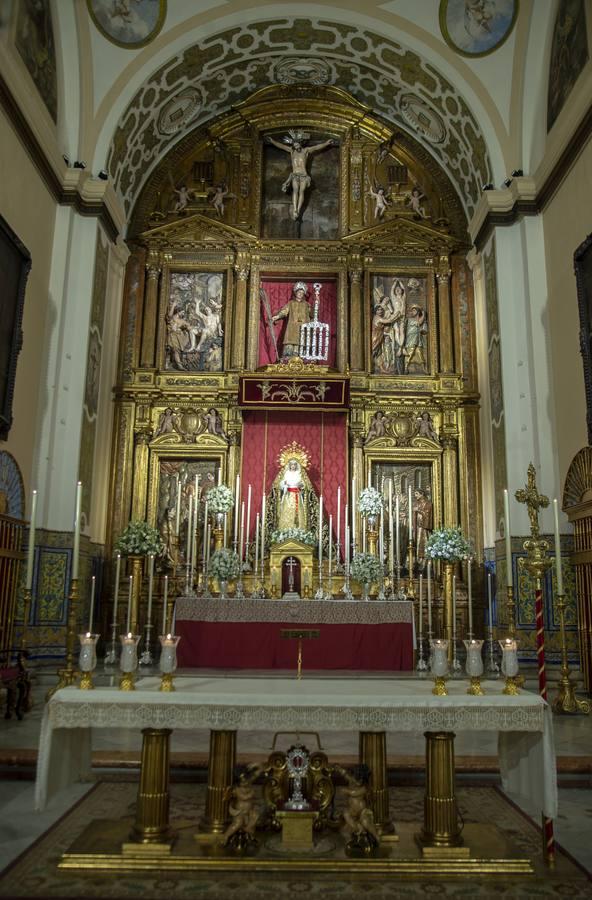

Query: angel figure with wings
[209,183,236,218]
[367,180,392,220]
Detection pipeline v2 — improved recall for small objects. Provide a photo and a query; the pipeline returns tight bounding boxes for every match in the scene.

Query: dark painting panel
[575,233,592,444]
[0,216,31,441]
[157,458,220,566]
[261,139,339,240]
[547,0,589,131]
[15,0,58,122]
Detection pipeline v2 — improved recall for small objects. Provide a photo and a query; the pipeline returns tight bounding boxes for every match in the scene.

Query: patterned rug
[0,781,590,900]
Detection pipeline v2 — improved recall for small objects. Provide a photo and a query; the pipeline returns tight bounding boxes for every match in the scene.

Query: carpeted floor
[0,781,590,900]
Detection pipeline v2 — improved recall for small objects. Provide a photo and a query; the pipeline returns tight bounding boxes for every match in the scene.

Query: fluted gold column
[128,555,144,635]
[418,731,463,848]
[232,255,250,369]
[441,435,459,528]
[349,260,364,371]
[129,728,173,846]
[140,251,161,368]
[442,561,455,663]
[131,428,151,522]
[199,730,236,834]
[358,732,396,836]
[437,260,453,374]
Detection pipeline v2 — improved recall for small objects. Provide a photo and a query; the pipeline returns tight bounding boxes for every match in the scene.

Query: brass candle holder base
[503,676,520,695]
[159,673,175,692]
[79,671,94,690]
[467,676,484,696]
[119,672,136,691]
[432,676,448,696]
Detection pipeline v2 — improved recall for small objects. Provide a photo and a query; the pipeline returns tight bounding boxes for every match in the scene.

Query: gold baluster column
[140,251,162,368]
[128,555,144,636]
[348,261,364,371]
[418,731,463,848]
[130,728,173,846]
[200,729,237,834]
[441,434,459,528]
[358,732,396,836]
[232,255,250,369]
[131,428,151,522]
[436,260,454,374]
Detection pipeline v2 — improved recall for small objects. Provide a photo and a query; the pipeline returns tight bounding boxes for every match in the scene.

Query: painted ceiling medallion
[399,94,447,144]
[157,88,202,136]
[439,0,518,58]
[273,57,331,85]
[87,0,167,49]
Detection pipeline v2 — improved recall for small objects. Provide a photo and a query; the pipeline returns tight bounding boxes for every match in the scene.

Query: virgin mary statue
[272,442,314,532]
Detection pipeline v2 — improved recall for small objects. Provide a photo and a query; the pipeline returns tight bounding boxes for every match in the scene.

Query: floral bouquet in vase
[350,552,383,599]
[115,521,165,557]
[206,485,235,516]
[426,526,473,562]
[270,527,315,546]
[358,487,383,521]
[208,549,241,598]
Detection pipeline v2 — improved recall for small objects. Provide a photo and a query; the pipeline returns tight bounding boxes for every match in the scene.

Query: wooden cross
[515,463,549,538]
[285,556,298,592]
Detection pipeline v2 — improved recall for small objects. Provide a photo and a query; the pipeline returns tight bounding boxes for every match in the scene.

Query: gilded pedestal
[358,732,396,838]
[417,731,464,851]
[127,728,173,850]
[199,730,237,835]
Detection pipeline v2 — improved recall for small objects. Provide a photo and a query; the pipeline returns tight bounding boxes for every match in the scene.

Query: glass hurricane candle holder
[430,639,449,695]
[159,634,181,692]
[119,633,140,691]
[78,633,99,690]
[499,638,520,695]
[464,639,484,695]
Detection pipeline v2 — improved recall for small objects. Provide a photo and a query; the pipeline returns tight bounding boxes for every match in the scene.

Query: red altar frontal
[175,597,415,671]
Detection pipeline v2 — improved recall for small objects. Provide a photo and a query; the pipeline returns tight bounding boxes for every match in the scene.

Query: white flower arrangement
[206,485,235,514]
[270,527,316,546]
[350,552,383,585]
[358,487,383,517]
[208,548,241,581]
[115,521,165,556]
[426,526,473,562]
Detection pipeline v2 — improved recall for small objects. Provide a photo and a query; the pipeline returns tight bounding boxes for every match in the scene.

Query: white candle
[395,494,400,565]
[328,514,333,576]
[336,486,341,550]
[246,484,252,549]
[388,481,393,572]
[553,498,563,595]
[418,574,423,637]
[452,574,457,640]
[408,484,413,543]
[261,492,266,564]
[379,509,384,562]
[88,575,95,632]
[487,572,493,629]
[427,560,432,633]
[345,523,350,570]
[206,523,211,567]
[254,512,260,578]
[25,488,37,590]
[186,495,193,563]
[175,475,181,536]
[362,518,367,554]
[367,469,371,489]
[162,575,168,633]
[234,474,240,542]
[467,559,473,634]
[72,481,82,580]
[503,488,513,587]
[223,513,227,549]
[112,552,121,623]
[147,553,154,624]
[351,477,356,547]
[239,501,245,562]
[126,575,133,633]
[319,495,323,568]
[344,503,348,564]
[217,468,222,485]
[202,500,209,571]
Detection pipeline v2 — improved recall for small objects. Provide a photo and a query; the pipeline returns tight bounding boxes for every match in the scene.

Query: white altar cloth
[35,677,557,820]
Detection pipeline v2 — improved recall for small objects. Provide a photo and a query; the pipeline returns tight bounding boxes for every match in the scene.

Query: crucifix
[515,463,549,538]
[285,557,298,593]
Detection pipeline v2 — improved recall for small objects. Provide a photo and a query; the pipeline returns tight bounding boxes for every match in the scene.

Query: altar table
[174,597,415,670]
[36,676,557,824]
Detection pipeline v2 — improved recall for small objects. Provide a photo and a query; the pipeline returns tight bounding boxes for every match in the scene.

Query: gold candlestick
[467,676,484,695]
[553,593,591,715]
[406,540,415,598]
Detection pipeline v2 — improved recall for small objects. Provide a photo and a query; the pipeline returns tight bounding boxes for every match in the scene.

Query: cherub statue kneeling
[222,764,263,851]
[337,764,380,856]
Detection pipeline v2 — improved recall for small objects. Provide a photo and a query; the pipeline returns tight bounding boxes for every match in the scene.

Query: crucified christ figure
[265,130,337,220]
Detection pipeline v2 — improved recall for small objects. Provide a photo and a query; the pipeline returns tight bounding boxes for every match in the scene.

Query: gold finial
[515,463,549,538]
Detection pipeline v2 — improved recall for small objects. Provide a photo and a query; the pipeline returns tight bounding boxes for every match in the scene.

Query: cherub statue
[265,130,337,220]
[155,407,178,437]
[172,185,193,213]
[209,183,236,218]
[222,764,263,849]
[367,181,391,220]
[365,411,387,444]
[335,764,379,855]
[205,407,227,440]
[417,411,438,442]
[406,185,427,218]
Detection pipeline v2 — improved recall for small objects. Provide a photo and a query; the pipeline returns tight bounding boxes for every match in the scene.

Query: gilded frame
[439,0,519,59]
[574,231,592,445]
[0,215,31,441]
[146,445,227,534]
[363,447,443,531]
[86,0,167,49]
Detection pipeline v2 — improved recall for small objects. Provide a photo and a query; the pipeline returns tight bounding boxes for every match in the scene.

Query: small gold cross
[515,463,549,538]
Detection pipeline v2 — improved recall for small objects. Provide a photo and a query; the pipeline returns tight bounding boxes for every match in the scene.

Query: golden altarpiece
[107,85,482,623]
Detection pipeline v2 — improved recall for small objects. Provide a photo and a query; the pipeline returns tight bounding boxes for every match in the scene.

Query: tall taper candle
[344,503,349,563]
[452,574,457,640]
[408,484,413,544]
[553,498,564,595]
[113,552,121,623]
[254,512,260,579]
[467,558,473,634]
[503,488,513,587]
[328,514,333,576]
[336,486,341,551]
[147,553,154,624]
[202,500,209,572]
[175,476,181,535]
[126,575,133,634]
[427,560,432,633]
[25,489,37,590]
[162,575,168,634]
[234,474,240,542]
[319,495,323,568]
[418,574,423,638]
[487,572,493,628]
[88,575,96,632]
[345,523,350,570]
[239,501,245,563]
[395,494,400,566]
[186,495,193,564]
[388,481,393,571]
[246,484,252,547]
[261,492,266,551]
[217,468,222,486]
[351,477,356,547]
[72,481,82,580]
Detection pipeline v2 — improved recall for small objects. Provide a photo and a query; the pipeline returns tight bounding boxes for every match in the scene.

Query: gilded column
[232,254,250,369]
[351,430,365,551]
[200,729,237,834]
[441,432,459,528]
[349,260,364,371]
[129,728,173,846]
[418,731,463,848]
[359,732,396,836]
[437,259,454,374]
[140,251,162,368]
[131,428,152,522]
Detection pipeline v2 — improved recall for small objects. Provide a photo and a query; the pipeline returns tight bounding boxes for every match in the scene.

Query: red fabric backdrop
[258,278,337,367]
[240,411,347,555]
